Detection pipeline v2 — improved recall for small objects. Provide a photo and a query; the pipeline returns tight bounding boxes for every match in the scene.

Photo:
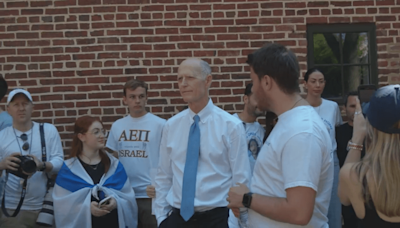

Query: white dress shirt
[155,99,251,225]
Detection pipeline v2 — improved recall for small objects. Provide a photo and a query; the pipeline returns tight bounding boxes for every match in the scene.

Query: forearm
[43,161,53,173]
[250,194,309,225]
[154,181,172,225]
[47,154,64,173]
[230,126,251,186]
[344,136,364,164]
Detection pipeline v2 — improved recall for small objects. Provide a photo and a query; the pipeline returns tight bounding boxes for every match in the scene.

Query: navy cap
[363,84,400,134]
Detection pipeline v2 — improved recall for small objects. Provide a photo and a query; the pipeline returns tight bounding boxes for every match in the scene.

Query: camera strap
[39,123,53,189]
[1,170,28,217]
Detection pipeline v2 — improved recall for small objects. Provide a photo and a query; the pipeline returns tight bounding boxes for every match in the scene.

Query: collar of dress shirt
[188,98,213,124]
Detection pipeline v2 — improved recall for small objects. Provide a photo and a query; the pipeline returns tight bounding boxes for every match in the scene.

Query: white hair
[199,60,211,79]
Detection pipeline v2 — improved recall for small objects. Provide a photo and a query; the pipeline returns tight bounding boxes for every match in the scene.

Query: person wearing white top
[227,43,333,228]
[304,68,343,228]
[106,79,166,228]
[0,89,64,228]
[229,83,265,228]
[155,58,251,228]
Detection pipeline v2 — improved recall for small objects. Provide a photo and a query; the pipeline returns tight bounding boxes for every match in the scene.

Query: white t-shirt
[313,99,342,155]
[232,113,265,173]
[249,106,333,228]
[106,113,166,198]
[0,111,12,131]
[0,122,64,210]
[230,113,265,228]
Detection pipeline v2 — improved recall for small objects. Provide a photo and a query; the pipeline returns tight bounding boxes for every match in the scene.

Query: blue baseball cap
[363,84,400,134]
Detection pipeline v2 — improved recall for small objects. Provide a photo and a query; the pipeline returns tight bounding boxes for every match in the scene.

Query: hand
[146,185,156,198]
[0,153,22,172]
[99,197,117,211]
[231,207,240,218]
[352,98,367,144]
[91,201,110,217]
[227,183,249,211]
[24,155,42,176]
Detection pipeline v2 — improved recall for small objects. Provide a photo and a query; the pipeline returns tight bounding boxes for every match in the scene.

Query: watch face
[243,195,249,205]
[242,193,252,207]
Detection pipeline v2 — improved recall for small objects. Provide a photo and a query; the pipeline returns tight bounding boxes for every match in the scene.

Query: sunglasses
[20,133,30,151]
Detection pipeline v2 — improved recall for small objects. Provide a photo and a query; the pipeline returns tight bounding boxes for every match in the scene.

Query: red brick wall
[0,0,399,150]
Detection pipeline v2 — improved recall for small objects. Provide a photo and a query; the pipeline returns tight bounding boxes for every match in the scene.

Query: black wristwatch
[39,162,46,172]
[242,192,253,208]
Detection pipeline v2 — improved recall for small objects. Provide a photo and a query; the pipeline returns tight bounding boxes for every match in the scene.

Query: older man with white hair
[154,58,251,228]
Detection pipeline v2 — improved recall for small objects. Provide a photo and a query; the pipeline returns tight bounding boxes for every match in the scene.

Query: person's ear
[123,96,128,105]
[263,75,273,92]
[303,80,308,90]
[243,95,249,105]
[205,74,212,88]
[77,133,86,142]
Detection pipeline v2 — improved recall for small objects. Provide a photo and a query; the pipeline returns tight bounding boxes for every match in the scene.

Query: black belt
[172,207,227,219]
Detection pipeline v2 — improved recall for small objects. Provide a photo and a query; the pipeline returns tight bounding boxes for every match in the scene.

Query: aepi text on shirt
[118,129,150,158]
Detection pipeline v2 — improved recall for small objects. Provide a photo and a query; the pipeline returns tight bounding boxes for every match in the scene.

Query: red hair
[70,116,111,173]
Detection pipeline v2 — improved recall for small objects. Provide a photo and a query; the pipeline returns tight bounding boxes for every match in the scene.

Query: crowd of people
[0,43,399,228]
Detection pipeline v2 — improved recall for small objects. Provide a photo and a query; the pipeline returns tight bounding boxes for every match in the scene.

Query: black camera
[8,156,37,179]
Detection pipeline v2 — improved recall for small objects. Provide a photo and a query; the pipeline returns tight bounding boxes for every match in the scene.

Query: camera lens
[21,158,37,173]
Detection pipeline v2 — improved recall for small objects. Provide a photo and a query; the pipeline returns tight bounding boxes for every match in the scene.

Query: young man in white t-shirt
[106,79,166,228]
[0,89,64,228]
[233,83,265,173]
[227,43,333,228]
[230,83,265,228]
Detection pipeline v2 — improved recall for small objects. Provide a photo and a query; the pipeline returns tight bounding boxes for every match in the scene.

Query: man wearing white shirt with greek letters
[106,79,166,228]
[155,58,251,228]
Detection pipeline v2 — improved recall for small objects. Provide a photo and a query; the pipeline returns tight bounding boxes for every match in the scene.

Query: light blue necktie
[180,115,201,221]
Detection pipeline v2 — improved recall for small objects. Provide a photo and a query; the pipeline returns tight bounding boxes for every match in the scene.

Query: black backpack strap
[1,173,27,217]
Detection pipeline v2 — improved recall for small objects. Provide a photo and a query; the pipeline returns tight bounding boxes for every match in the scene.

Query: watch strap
[242,192,253,208]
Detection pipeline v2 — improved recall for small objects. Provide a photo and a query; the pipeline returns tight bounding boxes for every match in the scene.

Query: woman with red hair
[53,116,138,228]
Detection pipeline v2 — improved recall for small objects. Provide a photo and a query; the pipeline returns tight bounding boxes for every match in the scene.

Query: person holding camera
[0,89,64,228]
[53,116,138,228]
[338,84,400,227]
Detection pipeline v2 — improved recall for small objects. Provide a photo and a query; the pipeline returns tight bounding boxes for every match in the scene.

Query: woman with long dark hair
[339,85,400,227]
[53,116,138,228]
[304,68,343,228]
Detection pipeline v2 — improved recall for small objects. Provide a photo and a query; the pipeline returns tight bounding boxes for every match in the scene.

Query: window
[307,24,378,103]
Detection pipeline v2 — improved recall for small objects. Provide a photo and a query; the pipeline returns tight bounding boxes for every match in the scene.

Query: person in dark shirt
[336,91,364,228]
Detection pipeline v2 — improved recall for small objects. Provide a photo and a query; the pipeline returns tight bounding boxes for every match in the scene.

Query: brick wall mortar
[0,0,399,151]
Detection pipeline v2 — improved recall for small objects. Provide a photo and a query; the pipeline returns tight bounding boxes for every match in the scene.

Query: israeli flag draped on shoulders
[53,154,138,228]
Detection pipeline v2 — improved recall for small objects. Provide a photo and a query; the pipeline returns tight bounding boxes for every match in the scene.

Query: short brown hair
[247,43,300,94]
[123,79,148,96]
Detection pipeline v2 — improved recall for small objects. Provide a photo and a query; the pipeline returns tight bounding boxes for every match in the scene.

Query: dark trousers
[159,207,229,228]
